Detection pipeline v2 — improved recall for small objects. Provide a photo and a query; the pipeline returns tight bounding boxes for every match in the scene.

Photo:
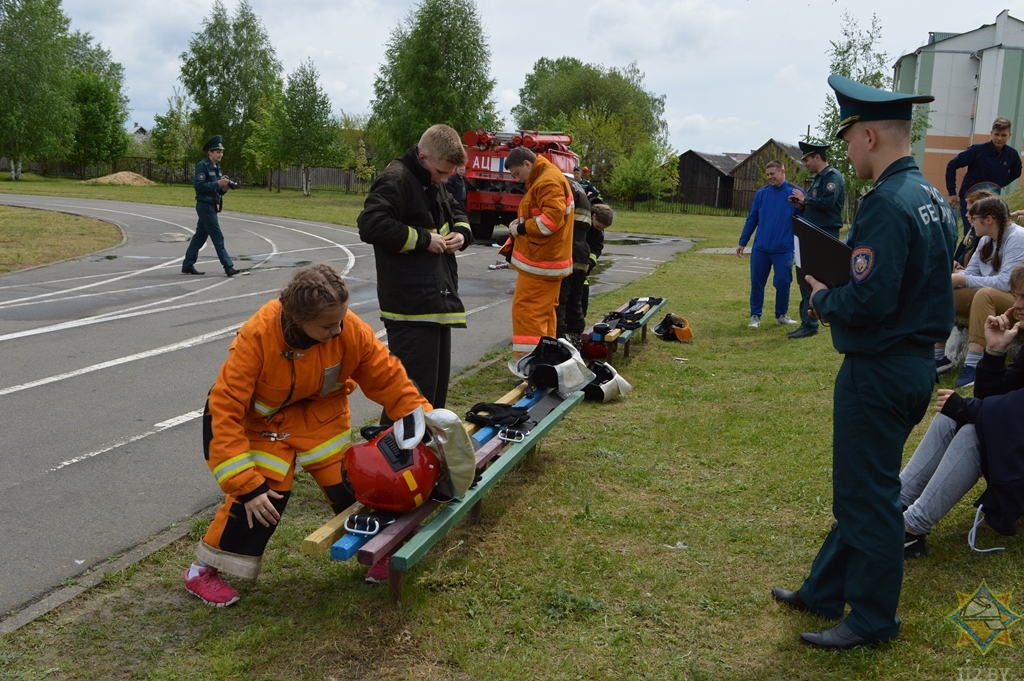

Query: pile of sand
[83,171,156,186]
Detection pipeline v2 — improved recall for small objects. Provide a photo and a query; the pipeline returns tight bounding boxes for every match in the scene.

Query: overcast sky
[61,0,1017,156]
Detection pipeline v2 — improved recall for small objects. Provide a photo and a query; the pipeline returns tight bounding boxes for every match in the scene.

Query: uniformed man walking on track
[787,141,846,339]
[182,135,240,277]
[771,75,957,649]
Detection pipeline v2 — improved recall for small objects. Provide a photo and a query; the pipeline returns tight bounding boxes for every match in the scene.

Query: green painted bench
[303,383,584,602]
[585,297,668,359]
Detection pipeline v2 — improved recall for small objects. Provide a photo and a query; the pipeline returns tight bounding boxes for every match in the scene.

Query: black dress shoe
[772,587,810,612]
[181,266,205,275]
[788,326,818,339]
[800,620,877,649]
[224,267,241,277]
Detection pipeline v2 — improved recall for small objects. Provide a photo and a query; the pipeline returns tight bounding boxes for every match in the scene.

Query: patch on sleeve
[826,182,836,192]
[851,247,875,282]
[198,173,206,181]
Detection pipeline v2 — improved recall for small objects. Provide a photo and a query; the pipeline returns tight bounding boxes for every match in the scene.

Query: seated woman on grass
[902,263,1024,558]
[184,263,431,607]
[936,194,1024,388]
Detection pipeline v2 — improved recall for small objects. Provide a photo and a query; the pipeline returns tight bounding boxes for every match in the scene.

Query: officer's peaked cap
[798,141,830,159]
[828,74,933,139]
[203,135,225,152]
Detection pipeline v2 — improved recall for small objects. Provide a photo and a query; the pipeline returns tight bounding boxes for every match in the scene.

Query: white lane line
[219,215,356,276]
[49,409,205,473]
[0,289,278,342]
[2,299,379,392]
[0,257,184,308]
[0,207,353,314]
[0,268,169,291]
[0,326,241,396]
[0,280,188,309]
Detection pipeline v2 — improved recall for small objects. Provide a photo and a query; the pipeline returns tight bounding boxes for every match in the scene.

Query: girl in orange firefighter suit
[503,146,575,359]
[184,263,430,606]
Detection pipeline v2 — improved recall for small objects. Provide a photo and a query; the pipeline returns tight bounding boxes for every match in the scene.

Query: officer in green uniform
[182,135,240,277]
[787,141,846,339]
[771,75,957,649]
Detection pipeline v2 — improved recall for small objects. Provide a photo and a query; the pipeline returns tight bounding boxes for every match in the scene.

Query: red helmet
[343,427,440,513]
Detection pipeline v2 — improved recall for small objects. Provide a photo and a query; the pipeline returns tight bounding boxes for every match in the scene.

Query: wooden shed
[730,139,803,211]
[677,151,741,209]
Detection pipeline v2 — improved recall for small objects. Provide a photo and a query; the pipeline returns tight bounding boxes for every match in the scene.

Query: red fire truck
[462,130,579,241]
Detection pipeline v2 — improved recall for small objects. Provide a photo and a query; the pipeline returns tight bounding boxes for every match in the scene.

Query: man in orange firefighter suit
[504,146,575,359]
[183,263,430,606]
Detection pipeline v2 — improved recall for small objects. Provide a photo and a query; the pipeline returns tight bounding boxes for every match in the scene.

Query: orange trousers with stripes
[198,410,353,579]
[511,272,564,355]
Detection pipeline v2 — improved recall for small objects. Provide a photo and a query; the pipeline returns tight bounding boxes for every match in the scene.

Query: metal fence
[0,156,373,193]
[609,185,758,217]
[267,165,371,194]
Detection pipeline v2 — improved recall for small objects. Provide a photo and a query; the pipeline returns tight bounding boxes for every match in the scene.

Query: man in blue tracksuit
[736,160,800,329]
[946,117,1022,263]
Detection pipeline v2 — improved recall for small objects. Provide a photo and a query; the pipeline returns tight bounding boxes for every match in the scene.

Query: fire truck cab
[462,130,579,241]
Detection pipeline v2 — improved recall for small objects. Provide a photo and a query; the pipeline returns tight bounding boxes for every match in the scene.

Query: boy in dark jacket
[357,125,472,421]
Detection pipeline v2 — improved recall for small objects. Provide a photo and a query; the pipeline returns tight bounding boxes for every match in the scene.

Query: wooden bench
[584,297,668,359]
[302,382,584,602]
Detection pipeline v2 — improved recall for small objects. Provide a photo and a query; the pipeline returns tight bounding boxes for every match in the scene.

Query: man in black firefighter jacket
[556,175,592,345]
[357,124,473,422]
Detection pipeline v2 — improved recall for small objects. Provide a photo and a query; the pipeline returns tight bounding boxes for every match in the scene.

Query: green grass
[0,205,122,273]
[1,185,1023,680]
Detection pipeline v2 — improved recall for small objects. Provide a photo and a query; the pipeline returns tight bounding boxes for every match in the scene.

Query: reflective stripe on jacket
[357,145,473,326]
[511,156,574,279]
[204,300,430,498]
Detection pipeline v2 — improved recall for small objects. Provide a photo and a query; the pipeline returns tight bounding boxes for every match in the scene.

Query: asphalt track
[0,194,691,618]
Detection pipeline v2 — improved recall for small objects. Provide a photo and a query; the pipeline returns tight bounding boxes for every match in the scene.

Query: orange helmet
[342,427,441,513]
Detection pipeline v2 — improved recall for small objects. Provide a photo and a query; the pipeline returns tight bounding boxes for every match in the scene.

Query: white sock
[965,350,983,369]
[935,346,945,361]
[187,562,206,580]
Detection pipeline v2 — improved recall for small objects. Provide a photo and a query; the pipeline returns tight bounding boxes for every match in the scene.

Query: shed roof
[693,151,740,176]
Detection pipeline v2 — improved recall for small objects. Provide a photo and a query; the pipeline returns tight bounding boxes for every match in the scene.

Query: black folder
[792,215,851,290]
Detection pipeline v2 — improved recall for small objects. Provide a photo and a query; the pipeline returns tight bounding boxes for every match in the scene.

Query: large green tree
[281,59,340,195]
[242,80,286,190]
[68,71,129,173]
[0,0,76,179]
[67,33,130,173]
[368,0,500,167]
[179,0,281,175]
[150,87,204,172]
[809,12,930,213]
[603,142,679,208]
[513,58,670,182]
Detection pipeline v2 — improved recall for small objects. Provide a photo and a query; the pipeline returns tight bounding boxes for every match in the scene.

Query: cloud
[56,0,1020,156]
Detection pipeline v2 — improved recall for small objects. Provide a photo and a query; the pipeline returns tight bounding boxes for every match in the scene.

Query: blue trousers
[748,248,792,318]
[183,202,233,271]
[799,354,932,641]
[797,227,840,328]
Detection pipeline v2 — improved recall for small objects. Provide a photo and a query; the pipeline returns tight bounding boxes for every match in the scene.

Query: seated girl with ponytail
[935,194,1024,388]
[184,263,431,606]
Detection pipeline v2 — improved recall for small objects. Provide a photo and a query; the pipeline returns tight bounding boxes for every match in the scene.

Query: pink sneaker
[184,566,240,607]
[364,556,390,584]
